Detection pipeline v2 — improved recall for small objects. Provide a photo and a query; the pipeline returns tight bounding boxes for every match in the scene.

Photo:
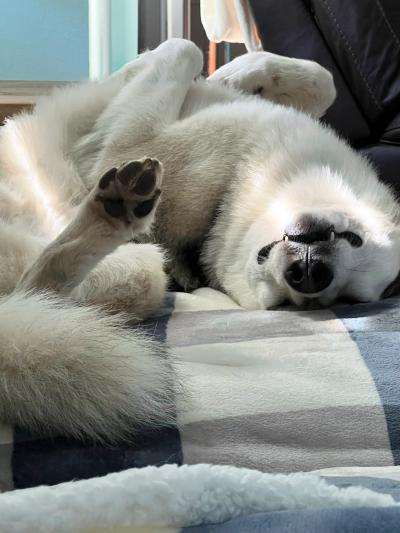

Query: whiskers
[343,266,372,274]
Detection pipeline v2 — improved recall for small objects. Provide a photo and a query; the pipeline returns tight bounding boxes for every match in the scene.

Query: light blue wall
[0,0,138,81]
[0,0,89,80]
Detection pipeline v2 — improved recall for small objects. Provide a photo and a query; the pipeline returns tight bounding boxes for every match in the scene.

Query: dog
[0,39,399,440]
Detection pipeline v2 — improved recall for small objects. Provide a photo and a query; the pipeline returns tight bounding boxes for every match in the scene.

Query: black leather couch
[249,0,400,191]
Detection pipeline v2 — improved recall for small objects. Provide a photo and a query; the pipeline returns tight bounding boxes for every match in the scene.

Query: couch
[250,0,400,190]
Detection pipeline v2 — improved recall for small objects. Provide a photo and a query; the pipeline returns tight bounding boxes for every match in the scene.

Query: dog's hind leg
[16,158,163,295]
[70,50,160,177]
[88,39,204,181]
[208,51,336,118]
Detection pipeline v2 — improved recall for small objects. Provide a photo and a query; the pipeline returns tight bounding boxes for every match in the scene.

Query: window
[0,0,138,117]
[0,0,246,121]
[139,0,246,76]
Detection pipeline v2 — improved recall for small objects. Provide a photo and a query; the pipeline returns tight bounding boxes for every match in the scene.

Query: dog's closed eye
[337,231,363,248]
[257,242,279,264]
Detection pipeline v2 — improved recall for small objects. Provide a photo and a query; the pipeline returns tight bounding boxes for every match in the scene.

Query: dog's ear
[382,269,400,299]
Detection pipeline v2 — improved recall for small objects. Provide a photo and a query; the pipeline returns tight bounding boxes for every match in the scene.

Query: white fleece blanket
[0,463,398,533]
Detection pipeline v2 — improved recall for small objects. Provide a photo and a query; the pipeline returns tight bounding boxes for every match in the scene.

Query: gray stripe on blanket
[181,406,393,472]
[167,309,339,347]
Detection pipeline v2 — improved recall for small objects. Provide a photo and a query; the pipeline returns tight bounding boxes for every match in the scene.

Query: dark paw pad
[116,161,144,186]
[95,158,163,225]
[133,189,161,218]
[133,170,156,196]
[98,167,117,190]
[103,198,126,218]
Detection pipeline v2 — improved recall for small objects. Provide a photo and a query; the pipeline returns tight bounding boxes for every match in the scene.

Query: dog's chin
[285,286,337,308]
[286,288,306,307]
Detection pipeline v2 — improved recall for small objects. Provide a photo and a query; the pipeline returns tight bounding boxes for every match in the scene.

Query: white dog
[0,39,399,440]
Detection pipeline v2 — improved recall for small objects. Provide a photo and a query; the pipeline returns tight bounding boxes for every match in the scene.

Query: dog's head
[247,167,400,308]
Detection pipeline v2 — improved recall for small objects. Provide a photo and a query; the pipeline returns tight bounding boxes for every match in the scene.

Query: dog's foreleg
[16,159,163,294]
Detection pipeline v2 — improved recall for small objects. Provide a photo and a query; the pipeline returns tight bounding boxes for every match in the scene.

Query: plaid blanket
[1,288,400,491]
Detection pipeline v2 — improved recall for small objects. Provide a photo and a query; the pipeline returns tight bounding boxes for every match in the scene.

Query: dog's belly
[112,103,271,246]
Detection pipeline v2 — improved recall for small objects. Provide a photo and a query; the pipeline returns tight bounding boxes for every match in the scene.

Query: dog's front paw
[94,158,162,234]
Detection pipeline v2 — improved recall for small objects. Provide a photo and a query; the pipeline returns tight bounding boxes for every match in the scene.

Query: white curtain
[200,0,261,52]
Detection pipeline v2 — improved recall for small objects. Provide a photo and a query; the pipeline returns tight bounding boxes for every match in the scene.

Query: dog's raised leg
[16,158,163,295]
[208,51,336,118]
[88,39,204,181]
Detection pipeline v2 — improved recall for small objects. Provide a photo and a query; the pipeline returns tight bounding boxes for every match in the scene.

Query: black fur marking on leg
[133,190,161,218]
[99,167,117,190]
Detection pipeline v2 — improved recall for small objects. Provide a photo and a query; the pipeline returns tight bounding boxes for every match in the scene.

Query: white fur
[0,39,398,438]
[208,50,336,118]
[0,463,398,533]
[0,292,175,441]
[73,39,400,309]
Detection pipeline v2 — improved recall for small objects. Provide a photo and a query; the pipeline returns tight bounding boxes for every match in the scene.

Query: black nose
[285,259,334,294]
[284,215,333,244]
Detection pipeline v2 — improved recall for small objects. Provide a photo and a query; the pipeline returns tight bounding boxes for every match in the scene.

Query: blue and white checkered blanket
[1,288,400,492]
[2,288,400,531]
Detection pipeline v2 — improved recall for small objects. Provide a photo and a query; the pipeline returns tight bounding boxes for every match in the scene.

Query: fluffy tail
[0,292,176,442]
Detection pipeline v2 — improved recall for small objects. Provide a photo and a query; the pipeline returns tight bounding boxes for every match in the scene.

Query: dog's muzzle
[283,215,335,295]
